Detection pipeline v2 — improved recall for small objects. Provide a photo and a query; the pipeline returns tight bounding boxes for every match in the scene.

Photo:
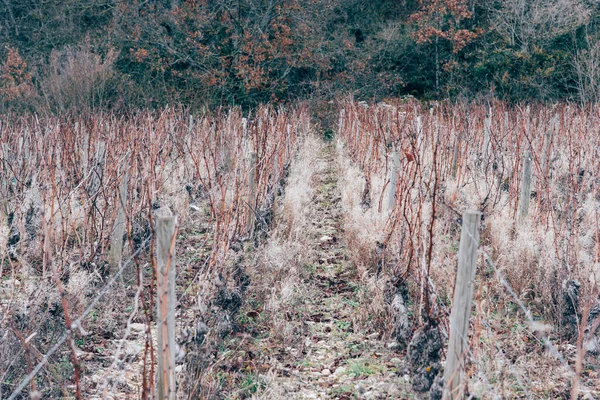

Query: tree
[573,34,600,104]
[409,0,482,97]
[0,46,34,107]
[490,0,590,51]
[111,0,332,107]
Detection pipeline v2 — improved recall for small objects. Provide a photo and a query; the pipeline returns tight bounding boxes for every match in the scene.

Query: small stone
[29,390,42,400]
[319,235,333,242]
[124,341,143,357]
[333,366,346,376]
[130,323,145,332]
[389,357,402,365]
[388,384,401,396]
[321,368,331,376]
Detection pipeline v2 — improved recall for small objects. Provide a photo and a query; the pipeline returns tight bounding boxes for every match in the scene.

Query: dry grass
[334,137,390,333]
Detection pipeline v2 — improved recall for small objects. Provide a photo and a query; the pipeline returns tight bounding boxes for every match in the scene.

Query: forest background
[2,0,600,113]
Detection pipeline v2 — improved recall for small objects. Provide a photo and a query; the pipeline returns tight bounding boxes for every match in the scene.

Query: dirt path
[262,144,412,399]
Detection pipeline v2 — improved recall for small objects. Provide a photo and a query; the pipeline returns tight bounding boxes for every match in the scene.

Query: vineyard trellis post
[185,115,194,166]
[482,114,491,162]
[416,115,423,158]
[271,150,280,221]
[387,149,400,212]
[247,151,257,234]
[22,126,30,160]
[286,123,291,160]
[1,143,9,216]
[77,122,89,175]
[108,160,129,271]
[518,152,533,222]
[156,216,177,400]
[451,121,459,179]
[443,210,480,400]
[89,140,106,199]
[541,115,556,182]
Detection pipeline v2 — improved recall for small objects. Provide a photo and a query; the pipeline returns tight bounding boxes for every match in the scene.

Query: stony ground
[256,144,412,399]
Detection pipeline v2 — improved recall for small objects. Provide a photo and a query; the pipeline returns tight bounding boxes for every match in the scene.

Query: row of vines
[0,105,310,398]
[337,99,600,397]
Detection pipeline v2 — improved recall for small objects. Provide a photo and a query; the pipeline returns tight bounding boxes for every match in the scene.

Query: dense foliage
[1,0,600,111]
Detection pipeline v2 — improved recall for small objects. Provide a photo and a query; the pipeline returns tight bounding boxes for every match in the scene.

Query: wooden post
[23,127,30,161]
[108,163,129,271]
[156,216,177,400]
[286,123,291,160]
[89,140,106,197]
[185,115,194,166]
[387,149,400,212]
[0,143,9,256]
[518,153,533,222]
[416,115,423,155]
[443,210,480,400]
[247,152,257,234]
[1,143,9,216]
[451,132,460,179]
[541,115,556,182]
[242,117,249,157]
[271,150,280,219]
[482,115,491,160]
[80,123,89,176]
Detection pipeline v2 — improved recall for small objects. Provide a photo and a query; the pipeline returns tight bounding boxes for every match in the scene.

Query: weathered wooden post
[185,115,194,166]
[518,152,533,222]
[286,123,291,160]
[22,127,30,161]
[451,130,460,179]
[271,148,280,219]
[156,216,177,400]
[482,114,491,160]
[416,115,423,157]
[247,151,257,234]
[0,143,9,247]
[387,149,400,212]
[242,117,249,157]
[541,115,557,182]
[108,162,129,271]
[89,140,106,197]
[1,143,9,215]
[443,210,480,400]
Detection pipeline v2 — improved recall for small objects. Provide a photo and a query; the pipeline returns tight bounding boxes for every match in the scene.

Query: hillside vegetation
[2,0,600,112]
